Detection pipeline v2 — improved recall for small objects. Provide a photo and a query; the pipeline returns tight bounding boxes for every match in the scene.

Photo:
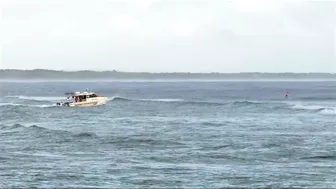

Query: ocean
[0,80,335,188]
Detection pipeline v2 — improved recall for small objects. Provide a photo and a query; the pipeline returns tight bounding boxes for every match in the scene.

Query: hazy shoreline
[2,79,336,83]
[1,69,336,80]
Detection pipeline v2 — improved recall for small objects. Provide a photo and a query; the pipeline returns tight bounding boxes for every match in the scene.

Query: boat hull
[57,97,108,107]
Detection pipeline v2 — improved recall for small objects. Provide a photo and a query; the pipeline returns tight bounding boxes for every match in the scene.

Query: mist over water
[0,81,335,188]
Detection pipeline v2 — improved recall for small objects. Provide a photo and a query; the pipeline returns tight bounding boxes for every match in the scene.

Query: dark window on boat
[78,95,87,102]
[89,94,97,98]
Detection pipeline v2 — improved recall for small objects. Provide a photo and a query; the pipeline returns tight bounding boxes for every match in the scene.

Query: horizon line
[1,69,335,74]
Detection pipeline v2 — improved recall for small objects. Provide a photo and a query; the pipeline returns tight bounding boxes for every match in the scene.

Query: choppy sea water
[0,81,335,188]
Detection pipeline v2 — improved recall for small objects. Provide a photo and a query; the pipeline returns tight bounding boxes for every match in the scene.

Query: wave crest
[0,124,45,131]
[0,124,99,140]
[299,97,336,101]
[5,95,64,102]
[0,102,56,108]
[1,95,335,115]
[292,104,335,112]
[111,97,184,103]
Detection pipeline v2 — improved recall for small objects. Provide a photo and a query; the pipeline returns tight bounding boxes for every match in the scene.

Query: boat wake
[5,95,64,102]
[0,102,57,108]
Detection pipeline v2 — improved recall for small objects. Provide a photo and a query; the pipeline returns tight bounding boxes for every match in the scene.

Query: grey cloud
[0,0,335,72]
[284,1,336,34]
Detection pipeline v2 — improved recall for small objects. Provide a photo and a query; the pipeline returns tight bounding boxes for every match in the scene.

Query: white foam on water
[5,95,64,102]
[290,103,335,114]
[139,98,184,102]
[292,104,326,110]
[0,102,22,107]
[0,102,57,108]
[110,96,184,102]
[319,108,336,115]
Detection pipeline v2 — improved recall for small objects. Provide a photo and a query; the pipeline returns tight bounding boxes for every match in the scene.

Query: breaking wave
[110,97,184,103]
[318,108,336,115]
[292,104,335,114]
[112,97,276,107]
[140,98,184,102]
[111,97,226,106]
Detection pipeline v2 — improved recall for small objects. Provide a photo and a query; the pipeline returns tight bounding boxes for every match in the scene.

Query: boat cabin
[65,91,100,103]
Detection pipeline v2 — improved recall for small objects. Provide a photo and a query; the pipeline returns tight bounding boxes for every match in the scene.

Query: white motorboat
[56,89,108,107]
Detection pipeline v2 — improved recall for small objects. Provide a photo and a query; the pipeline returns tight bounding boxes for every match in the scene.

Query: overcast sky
[0,0,335,72]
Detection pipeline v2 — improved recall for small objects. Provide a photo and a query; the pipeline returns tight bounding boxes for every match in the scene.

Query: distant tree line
[0,69,335,80]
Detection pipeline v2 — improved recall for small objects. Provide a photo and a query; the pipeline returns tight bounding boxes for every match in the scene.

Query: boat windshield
[89,94,98,98]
